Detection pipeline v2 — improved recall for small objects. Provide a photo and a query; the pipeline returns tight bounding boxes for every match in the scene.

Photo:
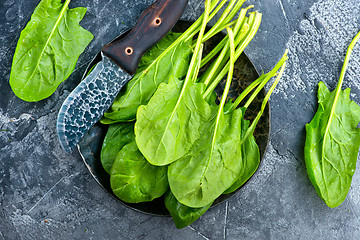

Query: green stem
[184,0,211,84]
[200,7,250,86]
[192,20,236,49]
[224,75,265,114]
[222,0,247,26]
[244,50,289,109]
[218,27,236,112]
[203,11,262,99]
[185,0,228,43]
[337,30,360,91]
[200,6,253,68]
[241,60,287,145]
[199,0,238,43]
[192,44,204,83]
[201,0,246,44]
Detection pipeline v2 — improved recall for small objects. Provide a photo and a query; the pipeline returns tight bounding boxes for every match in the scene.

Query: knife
[57,0,188,154]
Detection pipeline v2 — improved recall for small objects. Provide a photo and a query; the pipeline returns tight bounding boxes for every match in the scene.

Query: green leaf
[102,32,192,123]
[110,141,168,203]
[10,0,93,102]
[100,122,135,174]
[168,107,245,208]
[165,191,212,229]
[223,115,260,194]
[305,81,360,208]
[135,76,212,166]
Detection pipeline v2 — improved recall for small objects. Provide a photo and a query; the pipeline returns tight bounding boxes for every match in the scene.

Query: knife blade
[57,0,188,154]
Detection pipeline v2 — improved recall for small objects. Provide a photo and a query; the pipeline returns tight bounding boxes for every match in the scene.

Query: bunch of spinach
[10,0,93,102]
[305,31,360,208]
[101,0,288,228]
[135,4,262,166]
[102,0,247,123]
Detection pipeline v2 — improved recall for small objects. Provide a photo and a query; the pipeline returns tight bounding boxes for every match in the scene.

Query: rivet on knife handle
[102,0,188,74]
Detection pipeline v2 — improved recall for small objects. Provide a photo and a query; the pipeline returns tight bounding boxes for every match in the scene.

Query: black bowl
[77,20,270,216]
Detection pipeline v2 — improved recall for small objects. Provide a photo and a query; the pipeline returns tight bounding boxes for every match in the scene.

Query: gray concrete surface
[1,0,360,239]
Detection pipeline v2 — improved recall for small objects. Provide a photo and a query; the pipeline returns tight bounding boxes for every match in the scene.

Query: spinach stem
[184,0,228,43]
[200,0,238,42]
[184,0,210,84]
[203,12,262,99]
[200,7,250,85]
[223,0,247,25]
[218,27,236,112]
[337,30,360,92]
[241,56,287,144]
[243,50,289,109]
[201,0,245,44]
[224,75,265,114]
[324,30,360,135]
[192,44,204,83]
[200,6,254,68]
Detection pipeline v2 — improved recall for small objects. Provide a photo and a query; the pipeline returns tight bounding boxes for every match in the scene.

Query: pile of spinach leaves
[305,31,360,208]
[10,0,93,102]
[101,0,288,228]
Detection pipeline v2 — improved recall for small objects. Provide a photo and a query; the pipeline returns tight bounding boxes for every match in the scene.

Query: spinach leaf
[101,122,135,174]
[167,29,241,208]
[135,76,212,166]
[10,0,93,102]
[164,191,212,229]
[101,32,192,123]
[135,2,212,166]
[305,31,360,208]
[168,107,245,207]
[110,141,168,203]
[223,114,260,194]
[305,82,360,208]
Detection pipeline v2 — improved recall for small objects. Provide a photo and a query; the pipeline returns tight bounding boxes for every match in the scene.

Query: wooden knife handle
[102,0,188,75]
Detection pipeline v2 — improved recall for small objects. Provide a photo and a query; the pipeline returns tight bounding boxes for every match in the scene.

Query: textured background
[1,0,360,239]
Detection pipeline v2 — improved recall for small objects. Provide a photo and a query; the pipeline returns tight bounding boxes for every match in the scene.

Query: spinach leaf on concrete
[10,0,93,102]
[305,82,360,208]
[110,141,168,203]
[101,122,135,174]
[305,31,360,208]
[102,32,192,123]
[164,191,212,229]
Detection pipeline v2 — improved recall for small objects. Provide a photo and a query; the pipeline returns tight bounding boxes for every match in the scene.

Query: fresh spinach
[168,107,246,207]
[164,191,212,229]
[168,48,288,207]
[110,141,168,203]
[135,1,212,166]
[99,0,289,228]
[223,113,260,194]
[135,75,212,166]
[167,28,241,207]
[101,32,192,124]
[305,32,360,208]
[10,0,93,102]
[101,122,135,174]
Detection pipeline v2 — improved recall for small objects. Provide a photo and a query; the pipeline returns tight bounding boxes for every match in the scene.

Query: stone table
[1,0,360,239]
